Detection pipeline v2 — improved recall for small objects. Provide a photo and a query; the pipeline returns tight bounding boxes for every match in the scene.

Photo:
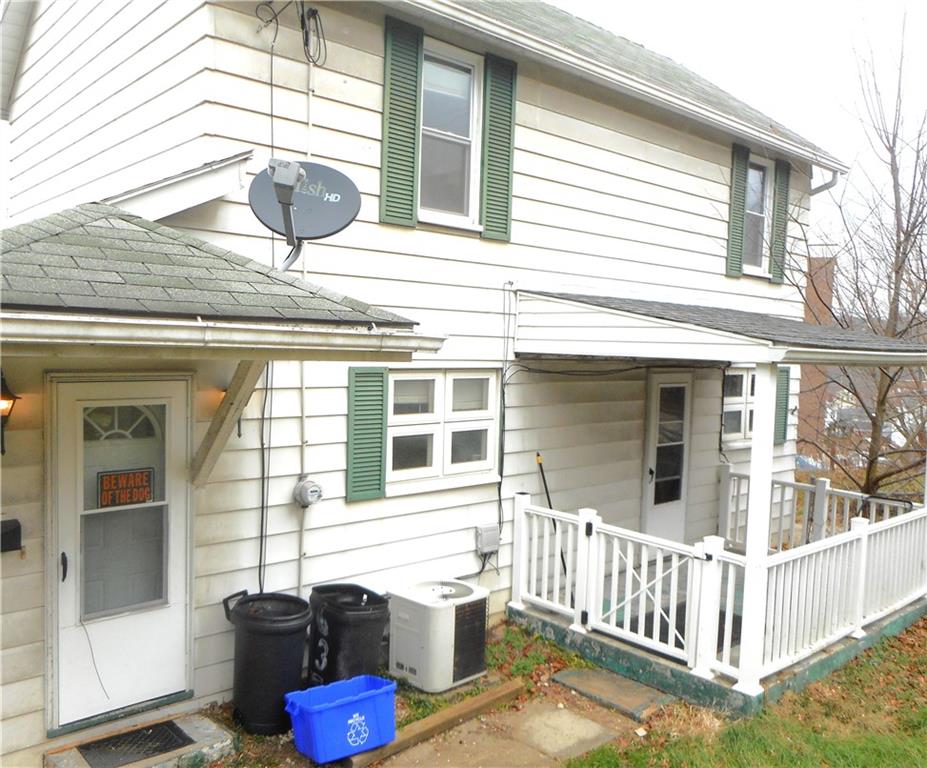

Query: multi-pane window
[387,371,496,482]
[723,370,756,441]
[419,40,483,228]
[743,159,773,272]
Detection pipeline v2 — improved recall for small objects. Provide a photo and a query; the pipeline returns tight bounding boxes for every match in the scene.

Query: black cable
[297,2,327,65]
[258,364,271,593]
[255,6,278,594]
[255,2,282,43]
[718,363,732,465]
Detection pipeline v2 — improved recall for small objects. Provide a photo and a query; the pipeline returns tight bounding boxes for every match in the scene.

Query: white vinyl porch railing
[721,466,914,552]
[510,492,927,693]
[759,506,927,676]
[515,503,584,620]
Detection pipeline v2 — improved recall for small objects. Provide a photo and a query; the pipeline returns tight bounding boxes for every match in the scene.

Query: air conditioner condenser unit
[388,579,489,693]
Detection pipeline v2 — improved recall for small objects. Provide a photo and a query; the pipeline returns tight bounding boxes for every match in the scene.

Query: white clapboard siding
[0,642,44,691]
[2,2,811,753]
[11,1,209,145]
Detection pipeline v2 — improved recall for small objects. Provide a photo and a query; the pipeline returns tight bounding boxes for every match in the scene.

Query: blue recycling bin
[284,675,396,763]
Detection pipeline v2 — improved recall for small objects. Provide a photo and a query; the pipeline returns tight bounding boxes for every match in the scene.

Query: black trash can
[307,584,389,686]
[224,590,312,735]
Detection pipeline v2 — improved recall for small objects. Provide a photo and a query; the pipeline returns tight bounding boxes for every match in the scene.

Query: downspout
[810,168,840,196]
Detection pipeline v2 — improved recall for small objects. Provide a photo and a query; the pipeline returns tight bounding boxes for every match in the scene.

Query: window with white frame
[722,369,756,441]
[743,157,773,273]
[387,371,496,482]
[418,39,483,229]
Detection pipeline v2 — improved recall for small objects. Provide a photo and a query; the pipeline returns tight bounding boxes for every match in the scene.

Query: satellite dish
[249,160,361,242]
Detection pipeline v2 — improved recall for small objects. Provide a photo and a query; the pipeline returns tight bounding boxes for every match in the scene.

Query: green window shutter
[770,159,791,284]
[726,143,749,277]
[380,17,423,227]
[774,366,791,445]
[480,55,517,241]
[347,367,388,501]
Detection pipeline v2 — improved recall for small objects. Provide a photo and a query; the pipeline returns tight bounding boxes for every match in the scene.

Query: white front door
[642,373,692,541]
[54,378,190,726]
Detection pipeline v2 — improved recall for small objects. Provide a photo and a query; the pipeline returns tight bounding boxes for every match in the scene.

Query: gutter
[779,347,927,366]
[1,311,445,359]
[810,169,841,196]
[403,0,848,173]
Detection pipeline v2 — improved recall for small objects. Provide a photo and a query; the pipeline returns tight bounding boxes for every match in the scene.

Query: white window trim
[388,372,442,427]
[445,371,495,422]
[743,156,774,278]
[386,423,441,481]
[385,369,498,487]
[418,37,484,231]
[723,367,756,444]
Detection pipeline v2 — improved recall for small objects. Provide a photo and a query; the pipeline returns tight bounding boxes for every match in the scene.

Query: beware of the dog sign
[97,468,154,508]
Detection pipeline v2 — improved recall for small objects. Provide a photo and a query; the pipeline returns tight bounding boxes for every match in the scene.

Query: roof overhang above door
[514,292,927,367]
[0,310,445,362]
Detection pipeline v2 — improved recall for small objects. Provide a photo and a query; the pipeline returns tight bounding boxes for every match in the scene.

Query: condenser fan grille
[452,598,487,682]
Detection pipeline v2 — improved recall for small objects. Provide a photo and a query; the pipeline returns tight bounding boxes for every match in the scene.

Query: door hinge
[585,522,593,537]
[580,610,589,624]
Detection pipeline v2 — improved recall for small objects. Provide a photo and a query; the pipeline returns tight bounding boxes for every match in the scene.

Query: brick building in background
[798,256,836,465]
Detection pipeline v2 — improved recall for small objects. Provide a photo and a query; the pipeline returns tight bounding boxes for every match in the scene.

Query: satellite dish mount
[250,158,362,271]
[268,159,306,248]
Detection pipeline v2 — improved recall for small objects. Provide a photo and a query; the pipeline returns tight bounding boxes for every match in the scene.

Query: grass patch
[568,615,927,768]
[485,623,592,688]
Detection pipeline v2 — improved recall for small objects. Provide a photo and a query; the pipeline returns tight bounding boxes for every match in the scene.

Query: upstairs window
[743,159,773,273]
[380,17,516,240]
[726,144,790,283]
[419,43,483,227]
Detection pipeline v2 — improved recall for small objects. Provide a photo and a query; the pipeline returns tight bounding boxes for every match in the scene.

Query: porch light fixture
[0,373,21,455]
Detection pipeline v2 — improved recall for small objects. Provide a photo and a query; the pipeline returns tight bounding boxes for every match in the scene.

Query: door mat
[77,720,194,768]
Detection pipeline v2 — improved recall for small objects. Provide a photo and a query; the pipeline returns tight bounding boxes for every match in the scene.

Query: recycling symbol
[346,713,369,747]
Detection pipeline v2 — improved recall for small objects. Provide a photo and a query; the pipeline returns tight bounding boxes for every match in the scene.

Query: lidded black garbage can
[224,590,312,734]
[307,584,389,686]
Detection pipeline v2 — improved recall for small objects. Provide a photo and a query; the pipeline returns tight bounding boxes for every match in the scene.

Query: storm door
[642,373,692,541]
[54,379,189,727]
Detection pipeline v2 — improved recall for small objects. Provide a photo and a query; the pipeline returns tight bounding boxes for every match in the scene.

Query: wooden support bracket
[191,359,266,488]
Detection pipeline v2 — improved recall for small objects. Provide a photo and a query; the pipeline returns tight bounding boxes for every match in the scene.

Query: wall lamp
[0,373,21,456]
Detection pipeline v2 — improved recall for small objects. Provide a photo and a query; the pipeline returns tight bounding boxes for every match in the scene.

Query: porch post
[508,492,530,610]
[691,535,725,678]
[849,517,870,638]
[811,477,830,541]
[570,507,599,634]
[732,362,777,696]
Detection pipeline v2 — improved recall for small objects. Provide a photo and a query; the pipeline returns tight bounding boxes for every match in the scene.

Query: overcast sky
[547,0,927,235]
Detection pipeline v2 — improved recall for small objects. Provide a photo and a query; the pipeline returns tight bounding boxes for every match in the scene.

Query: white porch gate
[510,492,927,690]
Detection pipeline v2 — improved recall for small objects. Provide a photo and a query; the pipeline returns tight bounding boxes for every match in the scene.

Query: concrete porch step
[554,668,677,722]
[44,714,234,768]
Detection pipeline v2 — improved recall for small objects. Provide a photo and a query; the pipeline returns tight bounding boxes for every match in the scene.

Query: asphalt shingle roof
[453,1,840,167]
[535,293,927,355]
[0,204,413,326]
